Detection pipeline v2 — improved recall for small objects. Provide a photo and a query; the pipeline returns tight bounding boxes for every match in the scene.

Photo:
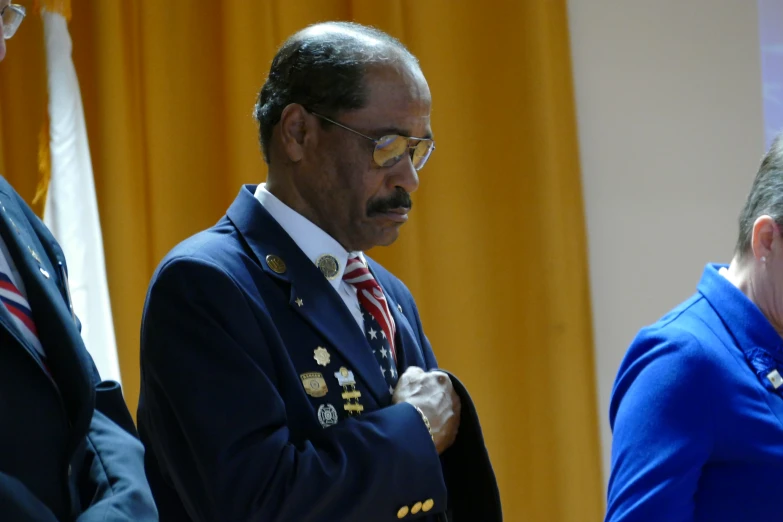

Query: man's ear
[751,215,777,261]
[279,104,311,163]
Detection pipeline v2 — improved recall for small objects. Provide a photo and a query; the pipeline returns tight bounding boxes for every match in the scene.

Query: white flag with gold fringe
[38,0,122,383]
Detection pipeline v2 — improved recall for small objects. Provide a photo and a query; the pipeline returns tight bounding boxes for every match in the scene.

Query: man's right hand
[392,367,461,454]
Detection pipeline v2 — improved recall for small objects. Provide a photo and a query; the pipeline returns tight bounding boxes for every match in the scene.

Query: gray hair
[735,133,783,257]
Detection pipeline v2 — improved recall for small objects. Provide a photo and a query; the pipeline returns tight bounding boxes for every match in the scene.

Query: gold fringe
[33,113,51,206]
[33,0,71,20]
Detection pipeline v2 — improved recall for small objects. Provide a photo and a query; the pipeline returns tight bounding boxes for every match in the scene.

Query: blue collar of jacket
[698,262,783,391]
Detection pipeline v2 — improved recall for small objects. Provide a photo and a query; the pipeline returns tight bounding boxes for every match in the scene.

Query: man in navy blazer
[0,3,157,520]
[138,21,500,522]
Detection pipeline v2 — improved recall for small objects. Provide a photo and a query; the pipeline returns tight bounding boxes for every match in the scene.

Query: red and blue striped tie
[0,270,43,357]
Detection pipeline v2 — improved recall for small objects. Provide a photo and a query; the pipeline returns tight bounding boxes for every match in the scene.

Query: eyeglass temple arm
[309,110,433,145]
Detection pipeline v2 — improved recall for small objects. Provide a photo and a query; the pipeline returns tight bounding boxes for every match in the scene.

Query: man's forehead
[345,64,430,136]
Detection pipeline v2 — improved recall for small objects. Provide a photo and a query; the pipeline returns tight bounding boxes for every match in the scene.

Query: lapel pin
[314,346,330,366]
[335,367,363,415]
[39,267,50,279]
[768,369,783,389]
[317,404,339,428]
[316,254,339,280]
[28,246,42,265]
[295,297,304,307]
[300,372,328,397]
[335,367,356,386]
[265,254,287,274]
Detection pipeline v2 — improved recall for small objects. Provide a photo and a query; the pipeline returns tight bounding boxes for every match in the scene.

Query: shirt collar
[698,262,783,359]
[254,184,363,291]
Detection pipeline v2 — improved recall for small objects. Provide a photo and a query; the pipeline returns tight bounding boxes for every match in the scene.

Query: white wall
[567,0,765,486]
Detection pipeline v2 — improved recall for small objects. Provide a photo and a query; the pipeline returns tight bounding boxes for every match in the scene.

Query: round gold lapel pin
[316,254,339,280]
[266,254,286,274]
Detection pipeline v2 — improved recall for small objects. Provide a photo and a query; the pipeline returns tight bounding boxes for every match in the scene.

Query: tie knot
[343,256,373,288]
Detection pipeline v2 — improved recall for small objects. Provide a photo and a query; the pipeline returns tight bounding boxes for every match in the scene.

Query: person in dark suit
[606,135,783,521]
[0,4,157,520]
[138,21,501,522]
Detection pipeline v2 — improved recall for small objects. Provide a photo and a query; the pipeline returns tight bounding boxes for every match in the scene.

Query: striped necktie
[0,270,44,358]
[343,255,399,392]
[343,255,397,362]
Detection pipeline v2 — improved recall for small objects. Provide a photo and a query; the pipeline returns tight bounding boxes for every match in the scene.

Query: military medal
[316,254,339,280]
[300,372,328,397]
[313,347,330,366]
[335,367,363,415]
[317,404,338,428]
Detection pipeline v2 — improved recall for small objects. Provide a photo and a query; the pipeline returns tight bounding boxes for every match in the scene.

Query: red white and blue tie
[343,255,399,391]
[0,270,44,358]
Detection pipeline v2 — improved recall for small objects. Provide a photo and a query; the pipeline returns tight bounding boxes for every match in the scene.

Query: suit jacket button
[422,498,434,512]
[411,501,422,514]
[397,506,409,518]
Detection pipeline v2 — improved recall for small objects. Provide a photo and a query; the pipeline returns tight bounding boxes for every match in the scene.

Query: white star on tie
[380,365,387,377]
[381,330,387,339]
[368,328,378,340]
[380,347,388,359]
[295,298,303,307]
[391,367,397,378]
[389,385,394,394]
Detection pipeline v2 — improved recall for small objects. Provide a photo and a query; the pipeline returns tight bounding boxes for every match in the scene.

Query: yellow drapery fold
[0,1,604,519]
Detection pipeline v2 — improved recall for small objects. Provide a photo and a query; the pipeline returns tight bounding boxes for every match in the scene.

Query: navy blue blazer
[138,185,501,522]
[607,264,783,521]
[0,176,157,521]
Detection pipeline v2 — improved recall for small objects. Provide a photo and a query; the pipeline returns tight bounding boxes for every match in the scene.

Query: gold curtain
[0,1,603,519]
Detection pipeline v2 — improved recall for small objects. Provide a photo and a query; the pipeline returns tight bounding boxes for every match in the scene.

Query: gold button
[397,506,409,519]
[422,499,434,512]
[411,501,422,514]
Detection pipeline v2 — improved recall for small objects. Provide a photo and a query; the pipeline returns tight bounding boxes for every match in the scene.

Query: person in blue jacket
[606,135,783,521]
[0,3,157,521]
[137,21,500,522]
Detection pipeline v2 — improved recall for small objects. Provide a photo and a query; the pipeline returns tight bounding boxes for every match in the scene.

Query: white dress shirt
[254,184,367,332]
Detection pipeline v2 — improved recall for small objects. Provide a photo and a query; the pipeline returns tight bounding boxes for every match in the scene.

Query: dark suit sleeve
[140,256,446,522]
[13,190,157,520]
[75,410,158,522]
[0,473,59,521]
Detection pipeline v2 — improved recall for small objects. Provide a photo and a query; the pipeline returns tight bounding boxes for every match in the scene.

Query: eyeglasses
[308,110,435,171]
[2,3,25,40]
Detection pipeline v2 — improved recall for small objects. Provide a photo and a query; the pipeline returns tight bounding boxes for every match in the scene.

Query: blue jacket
[138,185,501,522]
[606,264,783,521]
[0,176,157,521]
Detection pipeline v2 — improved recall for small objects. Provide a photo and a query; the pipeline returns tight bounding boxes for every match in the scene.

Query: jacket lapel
[227,185,390,405]
[0,185,94,443]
